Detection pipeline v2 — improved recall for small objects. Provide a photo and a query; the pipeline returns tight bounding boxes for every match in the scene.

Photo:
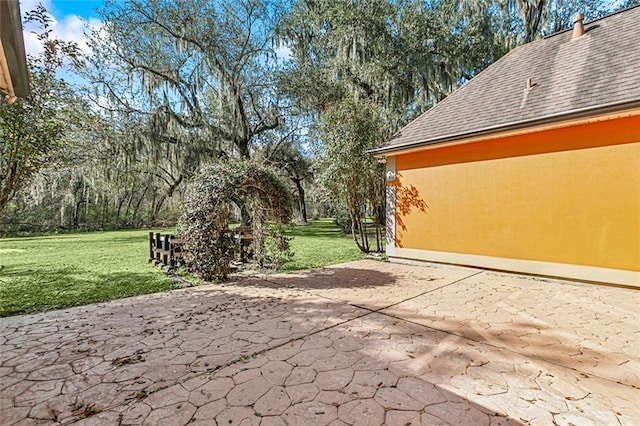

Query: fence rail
[149,228,255,269]
[149,233,183,268]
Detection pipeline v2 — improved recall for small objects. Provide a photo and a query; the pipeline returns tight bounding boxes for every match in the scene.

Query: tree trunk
[131,186,149,227]
[152,194,167,223]
[293,178,307,223]
[101,195,108,229]
[73,200,83,227]
[521,0,546,43]
[123,187,135,225]
[115,197,125,226]
[349,204,369,253]
[360,217,369,253]
[240,203,251,226]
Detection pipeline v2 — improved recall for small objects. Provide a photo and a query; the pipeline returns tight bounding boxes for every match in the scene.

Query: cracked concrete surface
[1,260,638,425]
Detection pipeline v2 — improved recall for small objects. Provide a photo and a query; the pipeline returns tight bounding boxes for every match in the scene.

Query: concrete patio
[1,260,638,425]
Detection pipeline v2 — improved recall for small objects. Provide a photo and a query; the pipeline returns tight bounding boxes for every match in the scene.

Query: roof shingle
[375,6,640,154]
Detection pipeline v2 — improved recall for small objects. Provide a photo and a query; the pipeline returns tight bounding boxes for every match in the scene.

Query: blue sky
[49,0,104,20]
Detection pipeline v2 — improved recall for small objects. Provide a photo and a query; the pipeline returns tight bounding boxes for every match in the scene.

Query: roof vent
[572,13,585,39]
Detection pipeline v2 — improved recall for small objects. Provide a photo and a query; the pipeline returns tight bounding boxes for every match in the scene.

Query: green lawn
[0,219,362,316]
[282,219,363,271]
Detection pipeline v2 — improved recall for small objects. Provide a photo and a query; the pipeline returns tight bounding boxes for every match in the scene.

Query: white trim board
[385,157,396,257]
[392,248,640,288]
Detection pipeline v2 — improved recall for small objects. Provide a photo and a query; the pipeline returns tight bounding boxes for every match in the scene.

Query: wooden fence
[149,227,254,269]
[235,226,253,261]
[149,233,183,268]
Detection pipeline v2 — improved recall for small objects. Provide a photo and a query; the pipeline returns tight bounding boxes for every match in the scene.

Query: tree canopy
[88,0,284,160]
[0,5,80,227]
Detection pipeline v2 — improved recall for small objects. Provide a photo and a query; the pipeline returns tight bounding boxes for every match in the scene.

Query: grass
[0,229,174,317]
[282,218,363,271]
[0,219,362,317]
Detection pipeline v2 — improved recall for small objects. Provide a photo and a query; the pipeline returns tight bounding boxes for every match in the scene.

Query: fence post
[149,232,154,262]
[169,235,175,268]
[155,233,162,262]
[160,234,169,266]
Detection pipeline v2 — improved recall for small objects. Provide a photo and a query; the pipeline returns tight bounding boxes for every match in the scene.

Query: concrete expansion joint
[373,270,487,313]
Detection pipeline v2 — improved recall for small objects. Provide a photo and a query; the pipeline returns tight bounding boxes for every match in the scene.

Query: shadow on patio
[2,261,636,425]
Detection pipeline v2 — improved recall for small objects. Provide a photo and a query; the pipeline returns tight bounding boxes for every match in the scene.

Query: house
[0,0,29,105]
[372,7,640,287]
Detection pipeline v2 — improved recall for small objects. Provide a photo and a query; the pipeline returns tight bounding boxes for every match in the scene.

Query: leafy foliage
[467,0,618,45]
[38,0,291,236]
[260,138,313,223]
[2,109,186,234]
[0,5,80,227]
[317,96,386,253]
[278,0,508,120]
[177,160,292,280]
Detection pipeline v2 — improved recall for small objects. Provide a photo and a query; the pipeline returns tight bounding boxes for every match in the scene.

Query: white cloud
[22,29,43,57]
[20,1,103,57]
[54,14,103,53]
[275,44,292,62]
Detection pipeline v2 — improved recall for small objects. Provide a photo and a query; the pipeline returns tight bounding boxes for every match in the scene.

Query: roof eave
[371,99,640,156]
[0,0,29,101]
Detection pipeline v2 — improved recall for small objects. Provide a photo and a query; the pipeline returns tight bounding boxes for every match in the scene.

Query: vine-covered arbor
[178,160,293,280]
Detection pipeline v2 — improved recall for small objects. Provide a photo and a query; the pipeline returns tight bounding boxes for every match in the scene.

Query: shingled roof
[373,5,640,155]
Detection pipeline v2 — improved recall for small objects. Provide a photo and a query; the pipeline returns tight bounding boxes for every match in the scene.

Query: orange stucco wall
[393,115,640,273]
